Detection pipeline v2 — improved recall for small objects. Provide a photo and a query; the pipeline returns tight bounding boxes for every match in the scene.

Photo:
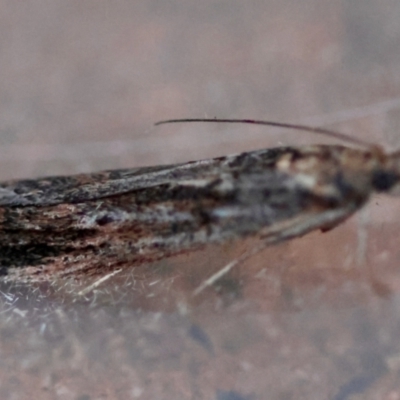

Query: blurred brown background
[1,1,400,399]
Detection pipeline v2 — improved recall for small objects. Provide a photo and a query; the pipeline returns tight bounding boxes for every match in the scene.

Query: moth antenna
[155,118,375,149]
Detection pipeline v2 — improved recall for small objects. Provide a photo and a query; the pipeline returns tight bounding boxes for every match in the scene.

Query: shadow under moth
[0,118,398,293]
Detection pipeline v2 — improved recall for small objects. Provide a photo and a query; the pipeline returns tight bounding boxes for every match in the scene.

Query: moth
[0,118,398,291]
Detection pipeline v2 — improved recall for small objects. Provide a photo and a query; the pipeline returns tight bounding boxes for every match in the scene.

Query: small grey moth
[0,118,398,290]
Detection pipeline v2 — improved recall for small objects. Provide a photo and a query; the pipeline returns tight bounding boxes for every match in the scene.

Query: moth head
[376,151,400,195]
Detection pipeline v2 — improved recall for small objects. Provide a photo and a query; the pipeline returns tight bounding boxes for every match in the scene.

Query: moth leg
[259,205,359,245]
[192,241,270,296]
[320,225,336,233]
[193,205,360,296]
[319,215,352,233]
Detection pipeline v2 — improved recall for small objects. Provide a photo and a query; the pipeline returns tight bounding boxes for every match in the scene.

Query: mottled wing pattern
[0,146,363,282]
[0,148,291,206]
